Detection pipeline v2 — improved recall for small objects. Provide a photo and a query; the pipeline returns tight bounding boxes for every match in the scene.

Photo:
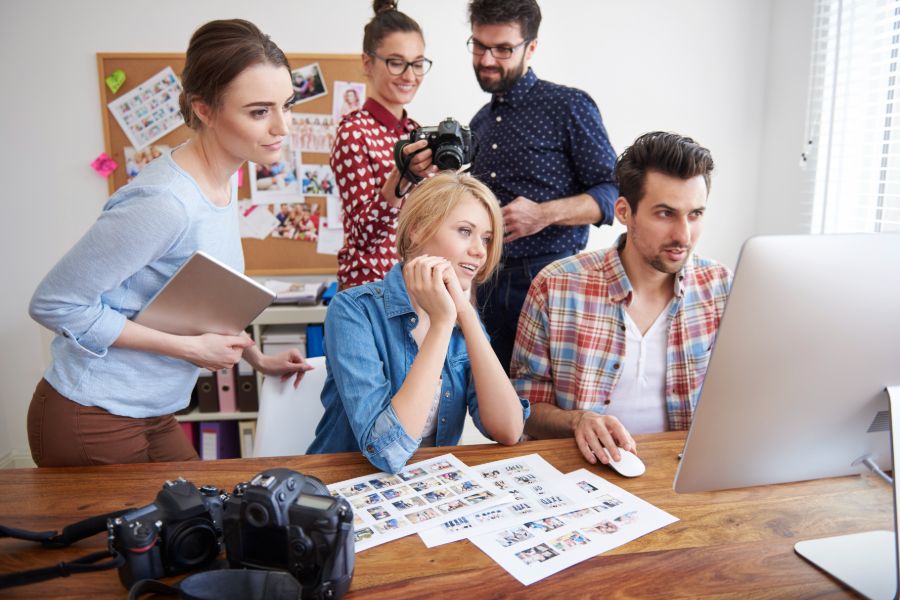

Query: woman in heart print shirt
[331,0,437,289]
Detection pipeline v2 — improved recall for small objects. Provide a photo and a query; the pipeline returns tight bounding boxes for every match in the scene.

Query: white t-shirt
[420,378,442,446]
[608,306,669,433]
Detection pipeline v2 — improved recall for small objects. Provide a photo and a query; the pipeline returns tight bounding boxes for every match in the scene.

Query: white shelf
[251,304,327,326]
[176,408,258,422]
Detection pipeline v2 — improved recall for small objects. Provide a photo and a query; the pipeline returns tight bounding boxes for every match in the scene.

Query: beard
[647,244,692,274]
[474,54,528,94]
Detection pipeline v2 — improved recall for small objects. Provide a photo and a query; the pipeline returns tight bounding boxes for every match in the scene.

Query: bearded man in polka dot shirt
[467,0,618,373]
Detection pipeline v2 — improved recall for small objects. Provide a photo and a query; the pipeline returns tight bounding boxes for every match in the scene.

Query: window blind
[803,0,900,233]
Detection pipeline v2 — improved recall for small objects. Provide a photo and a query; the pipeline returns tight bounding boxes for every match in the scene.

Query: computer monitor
[672,233,899,599]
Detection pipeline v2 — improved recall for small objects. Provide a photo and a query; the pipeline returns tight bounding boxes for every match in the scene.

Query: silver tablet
[134,251,275,336]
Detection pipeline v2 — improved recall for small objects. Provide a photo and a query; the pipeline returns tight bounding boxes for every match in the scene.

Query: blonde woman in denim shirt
[308,172,529,473]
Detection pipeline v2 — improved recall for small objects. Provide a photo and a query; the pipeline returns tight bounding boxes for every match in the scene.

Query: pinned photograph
[271,202,320,242]
[249,140,302,203]
[291,62,327,104]
[107,66,183,150]
[291,113,337,153]
[301,164,337,196]
[332,81,365,121]
[124,145,169,182]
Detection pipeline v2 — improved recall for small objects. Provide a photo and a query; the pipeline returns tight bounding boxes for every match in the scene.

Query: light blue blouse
[29,151,242,418]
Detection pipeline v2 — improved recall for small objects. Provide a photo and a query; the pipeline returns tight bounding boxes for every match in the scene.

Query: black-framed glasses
[367,53,433,76]
[467,36,531,60]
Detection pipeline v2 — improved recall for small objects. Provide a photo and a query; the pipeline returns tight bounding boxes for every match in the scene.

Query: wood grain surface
[0,433,891,599]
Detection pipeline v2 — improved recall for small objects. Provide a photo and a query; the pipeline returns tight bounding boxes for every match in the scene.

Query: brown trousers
[27,379,199,467]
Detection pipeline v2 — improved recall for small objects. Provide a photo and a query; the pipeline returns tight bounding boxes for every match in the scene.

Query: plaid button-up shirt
[511,239,732,431]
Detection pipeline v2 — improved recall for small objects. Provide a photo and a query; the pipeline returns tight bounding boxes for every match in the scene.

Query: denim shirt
[307,263,530,473]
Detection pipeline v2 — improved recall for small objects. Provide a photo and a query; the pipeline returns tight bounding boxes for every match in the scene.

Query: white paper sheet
[418,454,592,548]
[238,202,279,239]
[468,468,679,586]
[316,219,343,255]
[327,453,504,553]
[325,195,343,230]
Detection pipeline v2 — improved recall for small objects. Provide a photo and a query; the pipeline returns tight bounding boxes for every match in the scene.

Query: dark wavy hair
[615,132,714,212]
[468,0,542,40]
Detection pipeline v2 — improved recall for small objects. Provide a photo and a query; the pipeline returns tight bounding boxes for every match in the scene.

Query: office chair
[253,355,327,457]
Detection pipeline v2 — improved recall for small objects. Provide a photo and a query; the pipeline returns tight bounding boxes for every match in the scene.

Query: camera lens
[166,519,219,570]
[246,502,270,528]
[434,145,465,171]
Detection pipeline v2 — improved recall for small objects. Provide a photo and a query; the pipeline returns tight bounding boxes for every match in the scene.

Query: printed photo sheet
[418,453,593,548]
[327,453,504,553]
[107,66,184,150]
[469,468,679,586]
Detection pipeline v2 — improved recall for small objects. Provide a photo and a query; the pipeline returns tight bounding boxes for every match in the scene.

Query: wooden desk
[0,433,892,598]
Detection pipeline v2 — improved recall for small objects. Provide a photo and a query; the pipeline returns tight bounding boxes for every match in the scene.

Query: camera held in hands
[107,478,227,589]
[223,468,355,600]
[394,117,477,175]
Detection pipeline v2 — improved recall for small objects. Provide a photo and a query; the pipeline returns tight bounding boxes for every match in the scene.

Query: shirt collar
[492,67,538,109]
[363,97,412,133]
[382,262,416,318]
[605,234,689,304]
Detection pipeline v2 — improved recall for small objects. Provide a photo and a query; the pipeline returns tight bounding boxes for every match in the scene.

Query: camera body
[224,468,355,600]
[107,478,226,589]
[396,117,477,173]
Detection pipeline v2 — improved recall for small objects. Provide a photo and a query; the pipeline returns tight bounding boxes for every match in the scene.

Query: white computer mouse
[600,447,646,477]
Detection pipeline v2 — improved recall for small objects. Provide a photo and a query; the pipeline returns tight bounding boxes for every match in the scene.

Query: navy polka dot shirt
[469,68,617,259]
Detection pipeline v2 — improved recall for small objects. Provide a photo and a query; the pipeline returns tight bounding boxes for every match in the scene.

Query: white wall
[0,0,813,461]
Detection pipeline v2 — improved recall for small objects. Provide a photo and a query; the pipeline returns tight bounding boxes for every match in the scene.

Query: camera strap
[0,509,130,547]
[0,549,124,590]
[393,142,424,198]
[127,570,303,600]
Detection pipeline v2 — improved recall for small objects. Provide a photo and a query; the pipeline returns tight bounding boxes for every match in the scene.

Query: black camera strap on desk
[0,549,124,589]
[128,570,303,600]
[0,510,131,590]
[0,508,129,547]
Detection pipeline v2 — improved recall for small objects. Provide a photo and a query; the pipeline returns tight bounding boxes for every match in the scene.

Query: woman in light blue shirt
[27,20,311,467]
[308,172,530,473]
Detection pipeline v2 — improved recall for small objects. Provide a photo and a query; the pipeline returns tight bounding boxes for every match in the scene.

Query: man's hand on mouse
[573,411,636,465]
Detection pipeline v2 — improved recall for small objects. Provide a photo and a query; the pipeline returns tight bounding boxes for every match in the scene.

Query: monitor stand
[794,385,899,600]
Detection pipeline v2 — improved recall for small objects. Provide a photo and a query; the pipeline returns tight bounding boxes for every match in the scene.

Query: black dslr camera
[395,117,477,174]
[107,478,227,589]
[224,468,355,600]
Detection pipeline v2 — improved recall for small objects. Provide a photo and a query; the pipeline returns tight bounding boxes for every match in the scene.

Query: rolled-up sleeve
[29,190,188,357]
[324,294,419,473]
[568,93,617,226]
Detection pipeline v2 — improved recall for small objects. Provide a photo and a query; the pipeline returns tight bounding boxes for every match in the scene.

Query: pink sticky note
[237,167,245,188]
[90,153,118,178]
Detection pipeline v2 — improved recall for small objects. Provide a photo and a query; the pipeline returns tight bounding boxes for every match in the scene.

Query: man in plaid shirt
[510,132,732,466]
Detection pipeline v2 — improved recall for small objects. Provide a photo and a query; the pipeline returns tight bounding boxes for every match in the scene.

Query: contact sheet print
[418,454,592,548]
[327,454,503,552]
[468,468,679,586]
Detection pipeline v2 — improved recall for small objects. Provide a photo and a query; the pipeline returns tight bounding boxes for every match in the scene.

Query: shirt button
[490,172,497,178]
[613,363,620,370]
[604,399,611,405]
[491,143,498,150]
[496,116,502,123]
[366,445,375,453]
[444,391,451,398]
[410,317,416,324]
[441,417,446,423]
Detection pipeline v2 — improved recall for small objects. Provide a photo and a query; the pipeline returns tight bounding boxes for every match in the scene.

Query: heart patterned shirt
[330,97,419,289]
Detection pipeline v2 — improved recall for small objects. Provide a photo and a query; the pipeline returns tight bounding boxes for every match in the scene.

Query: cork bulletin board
[97,52,362,275]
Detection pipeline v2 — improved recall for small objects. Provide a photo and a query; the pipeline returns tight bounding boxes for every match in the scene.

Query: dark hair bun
[373,0,398,15]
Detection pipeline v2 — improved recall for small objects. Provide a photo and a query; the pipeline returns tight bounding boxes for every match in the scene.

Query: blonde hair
[396,172,503,285]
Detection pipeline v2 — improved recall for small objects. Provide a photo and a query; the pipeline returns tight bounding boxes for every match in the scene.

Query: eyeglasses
[367,53,433,76]
[467,37,531,60]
